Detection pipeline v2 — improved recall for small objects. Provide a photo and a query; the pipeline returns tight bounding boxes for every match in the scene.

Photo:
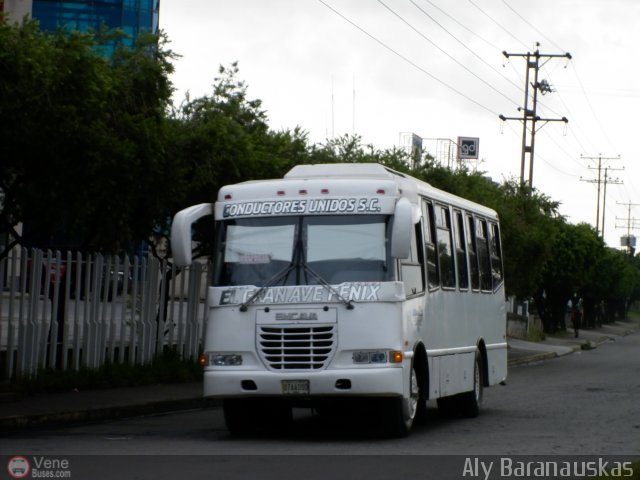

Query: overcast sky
[159,0,640,248]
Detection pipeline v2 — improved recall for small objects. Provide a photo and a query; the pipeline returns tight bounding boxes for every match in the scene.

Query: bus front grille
[258,325,336,370]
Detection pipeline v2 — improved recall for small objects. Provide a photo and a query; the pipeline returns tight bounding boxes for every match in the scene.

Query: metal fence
[0,248,210,379]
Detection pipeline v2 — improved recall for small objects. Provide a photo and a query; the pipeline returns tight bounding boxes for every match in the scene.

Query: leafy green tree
[169,62,311,211]
[586,247,640,324]
[306,134,414,173]
[533,222,603,332]
[0,21,179,255]
[410,158,561,305]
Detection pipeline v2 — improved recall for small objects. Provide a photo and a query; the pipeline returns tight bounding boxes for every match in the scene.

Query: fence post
[2,248,210,378]
[155,258,168,357]
[71,251,83,371]
[128,255,140,364]
[118,255,131,364]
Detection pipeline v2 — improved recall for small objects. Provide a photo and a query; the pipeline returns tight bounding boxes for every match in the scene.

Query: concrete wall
[3,0,32,24]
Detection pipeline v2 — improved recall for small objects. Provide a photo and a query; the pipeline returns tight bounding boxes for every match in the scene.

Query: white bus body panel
[187,163,508,405]
[203,283,412,398]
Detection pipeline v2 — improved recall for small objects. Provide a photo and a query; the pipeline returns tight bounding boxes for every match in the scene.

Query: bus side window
[454,210,469,290]
[476,218,492,291]
[467,215,480,290]
[436,206,456,288]
[490,222,504,287]
[400,221,425,296]
[422,200,439,290]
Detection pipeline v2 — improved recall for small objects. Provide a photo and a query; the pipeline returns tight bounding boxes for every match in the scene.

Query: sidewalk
[507,319,639,367]
[1,321,637,432]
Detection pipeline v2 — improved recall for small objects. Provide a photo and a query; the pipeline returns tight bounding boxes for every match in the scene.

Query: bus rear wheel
[436,351,484,418]
[458,351,483,418]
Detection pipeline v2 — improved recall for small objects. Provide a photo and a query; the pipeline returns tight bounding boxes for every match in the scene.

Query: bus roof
[285,163,408,180]
[286,163,497,219]
[216,163,497,220]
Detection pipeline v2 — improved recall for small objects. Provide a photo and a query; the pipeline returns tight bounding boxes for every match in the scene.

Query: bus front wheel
[223,398,293,436]
[384,362,423,437]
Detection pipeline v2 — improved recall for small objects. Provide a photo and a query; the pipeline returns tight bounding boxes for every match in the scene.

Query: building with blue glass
[3,1,159,52]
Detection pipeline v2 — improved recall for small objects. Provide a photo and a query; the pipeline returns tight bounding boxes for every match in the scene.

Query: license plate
[281,379,310,395]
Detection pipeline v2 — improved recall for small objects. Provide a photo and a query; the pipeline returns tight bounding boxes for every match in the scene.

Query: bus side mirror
[391,197,412,259]
[171,203,213,267]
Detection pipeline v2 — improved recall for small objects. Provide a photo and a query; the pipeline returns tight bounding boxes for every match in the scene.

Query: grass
[527,324,546,342]
[2,349,202,395]
[627,309,640,322]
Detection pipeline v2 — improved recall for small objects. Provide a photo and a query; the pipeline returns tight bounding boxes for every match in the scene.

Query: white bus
[171,163,507,436]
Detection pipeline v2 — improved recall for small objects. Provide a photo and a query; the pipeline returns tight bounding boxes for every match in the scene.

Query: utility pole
[579,154,622,237]
[601,168,623,237]
[499,43,571,190]
[616,201,640,256]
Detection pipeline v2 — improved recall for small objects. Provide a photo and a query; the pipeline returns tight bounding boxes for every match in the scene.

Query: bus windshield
[214,215,392,286]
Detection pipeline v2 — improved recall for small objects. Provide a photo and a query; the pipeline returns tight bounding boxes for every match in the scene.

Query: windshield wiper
[239,262,296,312]
[239,261,355,311]
[302,263,355,310]
[239,218,355,311]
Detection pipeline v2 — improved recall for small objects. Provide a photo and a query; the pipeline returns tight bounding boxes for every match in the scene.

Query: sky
[159,0,640,249]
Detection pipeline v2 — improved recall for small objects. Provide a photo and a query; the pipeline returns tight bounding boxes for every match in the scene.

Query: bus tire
[458,351,483,418]
[436,395,459,417]
[223,398,255,436]
[385,362,422,437]
[223,398,293,435]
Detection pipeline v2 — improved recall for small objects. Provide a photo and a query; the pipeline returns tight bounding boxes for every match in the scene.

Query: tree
[533,222,603,332]
[169,62,311,211]
[584,247,640,325]
[410,158,562,305]
[308,133,413,171]
[0,21,178,255]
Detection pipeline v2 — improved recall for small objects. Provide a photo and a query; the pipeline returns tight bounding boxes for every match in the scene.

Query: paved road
[2,333,639,478]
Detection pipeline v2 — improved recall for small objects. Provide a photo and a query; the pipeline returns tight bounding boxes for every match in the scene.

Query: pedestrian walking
[570,292,583,338]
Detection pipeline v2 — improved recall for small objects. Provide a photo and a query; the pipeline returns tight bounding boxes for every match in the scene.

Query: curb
[582,335,614,350]
[508,351,557,367]
[0,397,220,433]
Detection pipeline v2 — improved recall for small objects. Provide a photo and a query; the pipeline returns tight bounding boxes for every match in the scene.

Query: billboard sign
[458,137,479,159]
[621,235,636,248]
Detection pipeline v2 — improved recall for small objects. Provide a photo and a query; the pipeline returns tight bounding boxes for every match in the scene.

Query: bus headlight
[200,353,243,366]
[352,350,387,364]
[352,350,404,364]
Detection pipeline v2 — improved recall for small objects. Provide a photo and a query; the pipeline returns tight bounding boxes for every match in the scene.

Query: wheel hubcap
[407,368,419,420]
[474,361,481,401]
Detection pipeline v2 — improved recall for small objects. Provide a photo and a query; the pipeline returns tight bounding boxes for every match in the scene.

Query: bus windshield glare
[214,215,392,286]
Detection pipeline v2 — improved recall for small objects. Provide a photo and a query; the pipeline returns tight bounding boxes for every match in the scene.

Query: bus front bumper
[203,366,406,398]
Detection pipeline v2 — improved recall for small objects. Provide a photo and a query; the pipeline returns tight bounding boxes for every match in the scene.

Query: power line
[317,0,498,116]
[377,0,519,108]
[552,85,640,97]
[499,45,571,189]
[500,0,565,52]
[466,0,529,50]
[491,1,626,209]
[545,80,599,154]
[616,201,640,254]
[579,154,623,236]
[422,0,501,52]
[409,0,523,98]
[570,62,618,153]
[538,129,585,173]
